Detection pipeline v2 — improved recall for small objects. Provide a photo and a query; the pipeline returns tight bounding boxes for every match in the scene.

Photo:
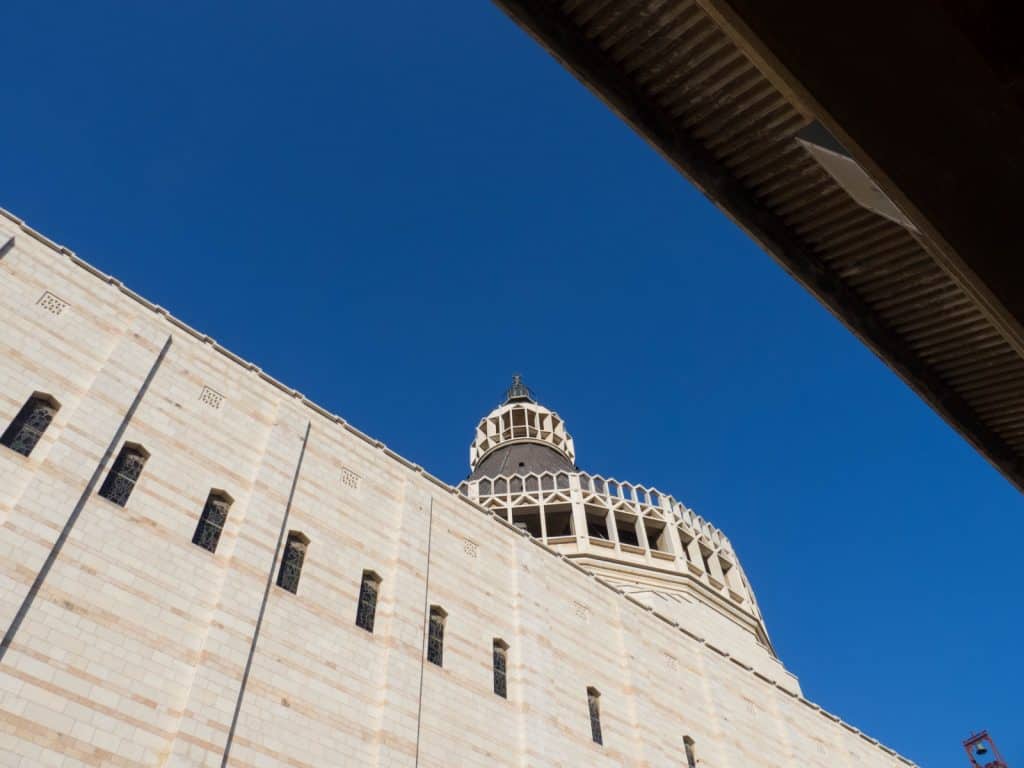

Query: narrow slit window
[492,639,508,699]
[427,606,446,667]
[587,687,603,745]
[1,394,59,457]
[277,531,309,594]
[192,490,233,553]
[356,571,381,632]
[98,444,148,507]
[684,736,697,768]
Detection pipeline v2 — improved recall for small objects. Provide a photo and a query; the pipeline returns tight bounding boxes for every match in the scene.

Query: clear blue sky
[5,3,1020,765]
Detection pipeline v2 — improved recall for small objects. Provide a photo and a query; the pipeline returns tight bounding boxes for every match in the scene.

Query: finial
[505,373,534,403]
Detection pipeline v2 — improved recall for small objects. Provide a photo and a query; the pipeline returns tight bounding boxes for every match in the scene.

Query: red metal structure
[964,731,1008,768]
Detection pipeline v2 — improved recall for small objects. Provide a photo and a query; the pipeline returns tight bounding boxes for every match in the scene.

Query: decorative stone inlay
[463,539,478,558]
[198,386,224,409]
[37,291,68,316]
[340,467,361,489]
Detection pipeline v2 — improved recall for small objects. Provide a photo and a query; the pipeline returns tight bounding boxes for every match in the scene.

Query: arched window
[355,570,381,632]
[587,687,603,745]
[492,639,508,698]
[427,606,446,667]
[684,735,697,768]
[1,394,59,457]
[192,490,233,553]
[277,532,309,594]
[98,444,148,507]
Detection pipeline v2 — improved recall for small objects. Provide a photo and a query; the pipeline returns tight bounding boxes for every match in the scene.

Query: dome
[459,375,776,664]
[468,376,576,479]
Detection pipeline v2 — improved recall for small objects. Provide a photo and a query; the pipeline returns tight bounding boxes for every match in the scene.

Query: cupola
[468,375,576,479]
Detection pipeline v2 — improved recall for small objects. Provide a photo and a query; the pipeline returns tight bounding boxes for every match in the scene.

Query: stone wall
[0,210,916,767]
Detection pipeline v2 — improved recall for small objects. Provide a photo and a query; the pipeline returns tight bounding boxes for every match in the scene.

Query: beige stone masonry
[0,208,917,767]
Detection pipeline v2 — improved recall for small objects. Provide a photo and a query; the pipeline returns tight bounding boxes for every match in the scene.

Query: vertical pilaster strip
[511,521,530,768]
[368,481,432,767]
[221,419,311,768]
[569,474,588,549]
[413,495,435,768]
[0,333,172,662]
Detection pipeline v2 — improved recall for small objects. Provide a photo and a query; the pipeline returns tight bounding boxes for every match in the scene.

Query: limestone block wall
[0,210,916,767]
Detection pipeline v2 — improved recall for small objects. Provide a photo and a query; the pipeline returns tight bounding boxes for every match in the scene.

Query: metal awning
[492,0,1024,492]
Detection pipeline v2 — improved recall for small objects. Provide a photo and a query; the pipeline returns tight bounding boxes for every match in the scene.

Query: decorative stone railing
[460,470,732,553]
[458,469,751,609]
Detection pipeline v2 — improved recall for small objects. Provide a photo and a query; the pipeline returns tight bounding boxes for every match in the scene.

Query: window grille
[356,571,380,632]
[98,444,148,507]
[340,467,361,489]
[192,491,232,553]
[277,532,308,594]
[427,607,446,667]
[198,386,224,410]
[587,687,603,745]
[1,395,58,457]
[37,291,69,316]
[684,736,697,768]
[493,640,508,698]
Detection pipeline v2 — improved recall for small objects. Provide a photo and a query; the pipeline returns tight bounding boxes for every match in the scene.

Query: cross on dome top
[505,374,535,403]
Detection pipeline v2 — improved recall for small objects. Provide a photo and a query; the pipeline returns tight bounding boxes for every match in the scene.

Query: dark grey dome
[469,442,574,480]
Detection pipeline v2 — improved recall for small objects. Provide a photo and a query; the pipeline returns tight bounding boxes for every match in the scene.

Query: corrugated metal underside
[496,0,1024,489]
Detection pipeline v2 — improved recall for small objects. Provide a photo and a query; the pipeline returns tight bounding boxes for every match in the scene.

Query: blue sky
[5,2,1020,765]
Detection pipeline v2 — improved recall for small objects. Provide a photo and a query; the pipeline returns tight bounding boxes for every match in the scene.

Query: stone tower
[460,376,788,684]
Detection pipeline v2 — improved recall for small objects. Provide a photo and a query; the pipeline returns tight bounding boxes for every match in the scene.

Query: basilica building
[0,208,915,766]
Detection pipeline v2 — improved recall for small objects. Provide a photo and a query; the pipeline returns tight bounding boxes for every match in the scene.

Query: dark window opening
[586,510,609,540]
[679,533,692,562]
[492,639,508,698]
[427,606,446,667]
[645,520,668,552]
[192,490,232,553]
[587,687,603,745]
[720,559,733,586]
[277,531,308,594]
[700,547,714,576]
[1,394,59,457]
[98,444,148,507]
[356,571,380,632]
[616,515,640,547]
[684,735,697,768]
[512,508,542,538]
[545,505,573,537]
